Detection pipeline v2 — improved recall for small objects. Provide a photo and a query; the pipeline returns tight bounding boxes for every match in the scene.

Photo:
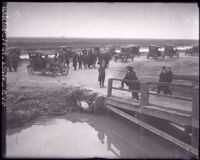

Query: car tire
[61,67,69,76]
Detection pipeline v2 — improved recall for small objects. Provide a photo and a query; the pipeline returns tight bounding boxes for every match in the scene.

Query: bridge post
[192,86,199,149]
[140,82,149,106]
[107,78,113,97]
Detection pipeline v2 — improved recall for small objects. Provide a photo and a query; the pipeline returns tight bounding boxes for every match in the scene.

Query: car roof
[164,44,174,47]
[149,45,160,48]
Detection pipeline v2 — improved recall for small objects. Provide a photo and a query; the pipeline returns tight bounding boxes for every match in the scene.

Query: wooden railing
[107,78,199,152]
[107,78,196,104]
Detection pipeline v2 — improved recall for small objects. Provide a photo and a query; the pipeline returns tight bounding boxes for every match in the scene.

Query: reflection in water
[6,113,190,158]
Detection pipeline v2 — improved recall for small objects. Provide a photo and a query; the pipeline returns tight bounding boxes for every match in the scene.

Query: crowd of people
[7,48,174,98]
[7,51,21,72]
[54,49,112,71]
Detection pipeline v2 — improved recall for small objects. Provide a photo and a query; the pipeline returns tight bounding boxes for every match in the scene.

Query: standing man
[157,66,168,95]
[78,52,83,69]
[82,50,88,69]
[121,66,140,100]
[98,61,106,88]
[165,67,173,95]
[72,54,78,70]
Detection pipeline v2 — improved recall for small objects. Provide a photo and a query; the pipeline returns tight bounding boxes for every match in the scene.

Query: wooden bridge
[104,78,199,157]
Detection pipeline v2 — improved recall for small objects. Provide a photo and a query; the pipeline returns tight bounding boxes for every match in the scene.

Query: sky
[7,2,199,39]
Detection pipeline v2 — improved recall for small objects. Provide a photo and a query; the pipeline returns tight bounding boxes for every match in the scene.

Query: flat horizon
[6,36,199,41]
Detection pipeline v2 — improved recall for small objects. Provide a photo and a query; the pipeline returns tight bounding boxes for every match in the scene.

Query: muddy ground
[6,53,199,129]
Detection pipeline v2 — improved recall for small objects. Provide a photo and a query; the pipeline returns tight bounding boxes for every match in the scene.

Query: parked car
[147,45,163,59]
[163,45,179,58]
[115,46,134,62]
[27,51,69,76]
[185,45,199,56]
[59,46,75,58]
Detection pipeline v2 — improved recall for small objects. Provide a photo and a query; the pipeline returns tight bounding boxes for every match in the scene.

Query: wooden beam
[107,78,113,97]
[140,82,149,106]
[192,87,199,149]
[106,105,199,157]
[149,91,192,101]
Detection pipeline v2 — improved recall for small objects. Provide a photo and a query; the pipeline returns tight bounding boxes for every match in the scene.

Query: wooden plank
[112,87,140,93]
[105,97,140,112]
[139,106,198,128]
[149,91,192,101]
[106,105,199,156]
[192,87,199,149]
[140,82,149,106]
[107,78,113,97]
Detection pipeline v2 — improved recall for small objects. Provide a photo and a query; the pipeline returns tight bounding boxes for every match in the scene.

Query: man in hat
[157,66,168,95]
[121,66,140,100]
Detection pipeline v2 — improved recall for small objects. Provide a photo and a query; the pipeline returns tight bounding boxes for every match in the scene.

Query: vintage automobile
[130,45,140,57]
[27,51,69,76]
[147,45,163,59]
[163,45,179,58]
[59,46,75,58]
[7,47,22,66]
[114,46,134,62]
[185,45,199,56]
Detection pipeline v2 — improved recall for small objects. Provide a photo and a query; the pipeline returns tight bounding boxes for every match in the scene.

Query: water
[6,112,190,158]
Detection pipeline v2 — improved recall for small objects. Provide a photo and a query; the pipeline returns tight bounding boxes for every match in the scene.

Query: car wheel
[61,67,69,75]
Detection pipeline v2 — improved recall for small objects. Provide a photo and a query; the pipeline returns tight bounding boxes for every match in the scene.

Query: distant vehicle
[27,51,69,76]
[129,45,140,57]
[163,45,179,58]
[114,46,134,62]
[147,45,163,59]
[59,46,75,57]
[185,45,199,56]
[7,47,22,66]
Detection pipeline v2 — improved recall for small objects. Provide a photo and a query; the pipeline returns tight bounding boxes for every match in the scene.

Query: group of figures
[7,50,21,72]
[55,49,112,71]
[120,65,173,100]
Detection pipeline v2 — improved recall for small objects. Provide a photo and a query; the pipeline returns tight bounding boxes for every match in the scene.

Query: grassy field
[7,37,199,49]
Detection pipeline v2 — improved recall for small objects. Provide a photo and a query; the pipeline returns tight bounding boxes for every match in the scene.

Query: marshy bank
[6,85,106,129]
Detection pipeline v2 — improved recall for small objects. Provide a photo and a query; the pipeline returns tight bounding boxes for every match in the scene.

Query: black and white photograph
[2,2,199,159]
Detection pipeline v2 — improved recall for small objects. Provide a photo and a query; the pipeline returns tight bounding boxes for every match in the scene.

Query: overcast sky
[7,2,199,39]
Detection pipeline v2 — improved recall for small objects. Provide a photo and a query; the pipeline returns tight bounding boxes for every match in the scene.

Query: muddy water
[6,113,190,159]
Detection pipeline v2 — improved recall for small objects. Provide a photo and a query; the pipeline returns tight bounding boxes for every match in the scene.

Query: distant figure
[165,67,173,95]
[78,53,83,69]
[88,50,93,69]
[72,54,78,70]
[82,51,88,69]
[54,53,59,63]
[64,54,70,68]
[104,53,111,68]
[11,53,19,72]
[121,66,140,100]
[157,66,168,95]
[92,52,97,68]
[98,62,106,88]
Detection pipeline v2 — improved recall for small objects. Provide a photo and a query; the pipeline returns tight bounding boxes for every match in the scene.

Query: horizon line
[6,36,199,40]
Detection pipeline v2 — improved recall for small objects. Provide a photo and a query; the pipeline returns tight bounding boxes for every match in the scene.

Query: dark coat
[72,56,77,67]
[123,70,140,90]
[166,70,173,82]
[159,71,168,82]
[82,54,88,64]
[78,55,83,64]
[65,55,70,65]
[98,65,106,81]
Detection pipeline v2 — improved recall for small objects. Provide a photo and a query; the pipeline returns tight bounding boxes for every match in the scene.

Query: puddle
[6,113,190,158]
